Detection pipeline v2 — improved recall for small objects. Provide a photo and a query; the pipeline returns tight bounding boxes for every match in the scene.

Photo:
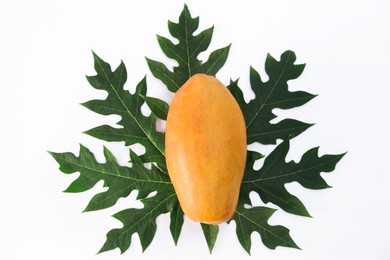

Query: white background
[1,0,390,259]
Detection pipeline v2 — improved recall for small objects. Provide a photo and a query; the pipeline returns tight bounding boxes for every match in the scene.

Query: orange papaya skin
[165,74,247,224]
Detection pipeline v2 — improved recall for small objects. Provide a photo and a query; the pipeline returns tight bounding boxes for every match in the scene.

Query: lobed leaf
[146,4,230,93]
[232,203,299,254]
[50,4,345,255]
[228,50,316,145]
[83,52,166,171]
[99,188,178,254]
[50,145,184,252]
[50,145,170,210]
[240,139,346,216]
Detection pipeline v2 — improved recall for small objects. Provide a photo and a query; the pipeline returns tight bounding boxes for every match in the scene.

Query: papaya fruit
[165,74,247,224]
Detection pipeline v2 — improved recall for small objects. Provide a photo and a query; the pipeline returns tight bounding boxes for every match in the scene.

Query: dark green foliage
[50,4,344,256]
[240,139,345,217]
[146,4,230,93]
[232,203,299,254]
[228,51,316,145]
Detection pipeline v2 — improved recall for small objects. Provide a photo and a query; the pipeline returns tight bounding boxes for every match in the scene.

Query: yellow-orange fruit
[165,74,247,224]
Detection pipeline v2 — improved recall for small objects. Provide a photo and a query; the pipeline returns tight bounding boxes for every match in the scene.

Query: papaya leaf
[228,50,316,145]
[49,145,169,211]
[140,94,169,120]
[247,150,265,162]
[50,145,184,252]
[50,4,345,256]
[99,190,179,254]
[229,50,344,253]
[201,223,219,253]
[232,203,299,254]
[240,138,346,217]
[82,52,166,171]
[146,4,230,93]
[170,201,184,245]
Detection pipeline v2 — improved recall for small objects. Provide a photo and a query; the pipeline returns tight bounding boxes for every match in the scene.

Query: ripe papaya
[165,74,247,224]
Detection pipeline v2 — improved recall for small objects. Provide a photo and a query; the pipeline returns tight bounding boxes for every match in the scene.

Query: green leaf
[240,139,346,217]
[140,94,169,120]
[201,224,219,253]
[247,150,264,162]
[50,5,345,255]
[50,145,184,252]
[228,50,316,145]
[232,203,299,254]
[231,50,344,252]
[83,52,166,170]
[169,200,184,245]
[50,145,170,211]
[99,189,178,254]
[146,4,230,92]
